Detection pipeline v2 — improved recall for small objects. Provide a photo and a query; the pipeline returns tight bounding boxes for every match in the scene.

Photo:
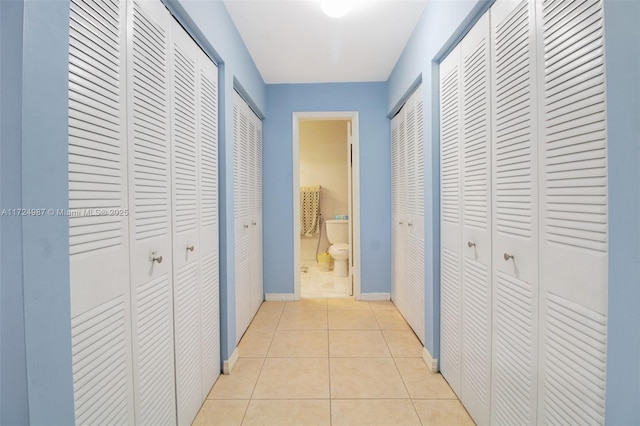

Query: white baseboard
[422,347,438,373]
[359,292,391,301]
[223,347,239,375]
[265,293,295,301]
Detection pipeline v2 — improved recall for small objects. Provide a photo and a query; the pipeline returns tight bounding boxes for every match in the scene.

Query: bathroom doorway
[292,112,360,300]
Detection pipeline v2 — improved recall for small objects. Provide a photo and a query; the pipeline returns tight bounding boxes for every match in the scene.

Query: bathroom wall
[299,120,349,260]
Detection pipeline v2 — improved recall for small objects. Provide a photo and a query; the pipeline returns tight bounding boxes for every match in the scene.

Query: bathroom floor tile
[328,330,391,358]
[242,400,331,426]
[382,330,424,357]
[329,358,408,399]
[368,300,397,311]
[412,399,475,426]
[192,400,248,426]
[283,298,327,312]
[238,328,275,358]
[268,330,328,358]
[395,358,457,399]
[328,310,379,330]
[373,309,411,330]
[253,358,330,399]
[331,399,421,426]
[278,310,328,330]
[327,298,372,311]
[248,310,281,331]
[257,301,285,315]
[207,358,264,400]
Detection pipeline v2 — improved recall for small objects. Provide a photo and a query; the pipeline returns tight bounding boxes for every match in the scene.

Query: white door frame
[292,111,361,300]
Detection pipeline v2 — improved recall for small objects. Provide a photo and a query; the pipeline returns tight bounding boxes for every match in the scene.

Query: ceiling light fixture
[321,0,351,18]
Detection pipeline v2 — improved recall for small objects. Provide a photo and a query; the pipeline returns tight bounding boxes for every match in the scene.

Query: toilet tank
[325,219,349,244]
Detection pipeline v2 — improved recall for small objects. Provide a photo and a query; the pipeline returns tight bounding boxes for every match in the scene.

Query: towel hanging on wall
[300,185,321,236]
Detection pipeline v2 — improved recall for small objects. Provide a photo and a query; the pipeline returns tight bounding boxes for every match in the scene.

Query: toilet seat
[329,243,349,256]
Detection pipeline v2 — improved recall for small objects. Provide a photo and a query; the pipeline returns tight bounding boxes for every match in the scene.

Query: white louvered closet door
[459,12,492,425]
[537,0,609,423]
[127,1,177,424]
[170,18,202,425]
[68,0,135,423]
[490,1,539,424]
[390,111,407,318]
[249,110,264,317]
[439,44,463,398]
[405,86,426,344]
[197,44,221,403]
[234,91,252,343]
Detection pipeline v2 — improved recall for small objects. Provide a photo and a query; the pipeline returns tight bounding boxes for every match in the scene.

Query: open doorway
[293,112,360,300]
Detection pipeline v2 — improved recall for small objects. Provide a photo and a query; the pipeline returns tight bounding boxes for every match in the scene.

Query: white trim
[422,347,438,373]
[223,347,240,375]
[265,293,295,302]
[359,292,391,301]
[293,112,361,301]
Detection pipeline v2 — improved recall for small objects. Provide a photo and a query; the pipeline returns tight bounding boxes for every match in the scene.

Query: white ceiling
[223,0,428,84]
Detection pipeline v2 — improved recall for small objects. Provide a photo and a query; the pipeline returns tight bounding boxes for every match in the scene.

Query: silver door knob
[244,224,249,229]
[150,252,163,264]
[504,253,514,261]
[187,245,195,252]
[408,223,413,227]
[399,221,403,225]
[252,221,257,226]
[468,241,476,248]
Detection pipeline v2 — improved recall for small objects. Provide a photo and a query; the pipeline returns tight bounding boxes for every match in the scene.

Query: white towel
[300,185,320,236]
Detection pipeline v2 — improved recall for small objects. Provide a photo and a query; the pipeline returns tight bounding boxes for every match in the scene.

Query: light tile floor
[300,262,351,298]
[194,298,475,426]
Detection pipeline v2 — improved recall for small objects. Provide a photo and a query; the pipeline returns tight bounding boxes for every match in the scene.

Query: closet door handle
[408,223,413,227]
[186,245,195,252]
[504,253,514,261]
[399,221,404,225]
[252,221,257,226]
[150,252,163,264]
[244,224,249,229]
[468,241,476,248]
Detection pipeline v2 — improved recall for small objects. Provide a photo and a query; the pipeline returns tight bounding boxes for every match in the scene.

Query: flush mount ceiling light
[321,0,352,18]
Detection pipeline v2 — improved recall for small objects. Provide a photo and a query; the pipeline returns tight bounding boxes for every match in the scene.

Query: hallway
[193,299,474,425]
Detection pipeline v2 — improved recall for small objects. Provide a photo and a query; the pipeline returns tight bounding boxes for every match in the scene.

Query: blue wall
[0,1,29,424]
[386,0,487,358]
[263,83,390,295]
[604,0,640,423]
[165,0,266,358]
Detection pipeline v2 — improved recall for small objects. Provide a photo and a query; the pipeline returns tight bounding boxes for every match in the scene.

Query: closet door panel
[390,113,406,315]
[537,0,608,423]
[170,19,203,425]
[69,1,135,423]
[490,1,539,425]
[439,45,463,397]
[250,114,264,316]
[459,14,492,424]
[126,1,176,424]
[198,52,221,396]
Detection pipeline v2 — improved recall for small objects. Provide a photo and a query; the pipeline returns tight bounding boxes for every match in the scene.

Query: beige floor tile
[242,400,331,426]
[331,399,421,426]
[330,358,408,399]
[327,298,372,311]
[382,330,424,357]
[278,310,328,330]
[284,298,327,312]
[395,358,457,399]
[192,400,248,426]
[368,300,397,311]
[373,309,411,330]
[268,330,328,357]
[238,328,274,358]
[328,330,391,357]
[248,311,281,331]
[257,301,285,315]
[207,358,264,400]
[253,358,330,399]
[328,310,379,330]
[412,399,475,426]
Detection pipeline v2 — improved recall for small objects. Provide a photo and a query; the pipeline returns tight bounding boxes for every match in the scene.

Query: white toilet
[325,219,349,277]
